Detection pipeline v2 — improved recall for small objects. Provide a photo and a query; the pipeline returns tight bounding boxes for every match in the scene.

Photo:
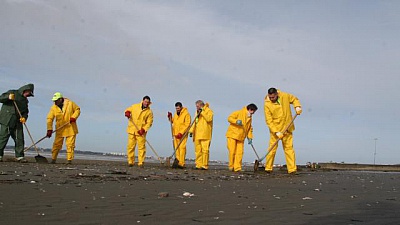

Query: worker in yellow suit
[168,102,191,168]
[264,88,302,174]
[189,100,213,170]
[124,96,153,167]
[46,92,80,164]
[226,104,258,172]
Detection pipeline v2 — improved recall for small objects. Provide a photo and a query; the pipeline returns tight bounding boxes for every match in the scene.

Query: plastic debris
[183,192,195,197]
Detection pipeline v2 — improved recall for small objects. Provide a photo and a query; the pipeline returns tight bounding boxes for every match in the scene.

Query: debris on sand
[158,192,169,198]
[183,192,195,197]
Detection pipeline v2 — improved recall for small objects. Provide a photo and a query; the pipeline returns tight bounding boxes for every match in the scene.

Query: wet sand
[1,157,399,225]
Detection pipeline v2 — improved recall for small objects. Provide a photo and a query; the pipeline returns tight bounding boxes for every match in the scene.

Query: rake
[166,110,201,168]
[129,116,163,165]
[24,122,70,152]
[254,114,298,172]
[13,101,48,163]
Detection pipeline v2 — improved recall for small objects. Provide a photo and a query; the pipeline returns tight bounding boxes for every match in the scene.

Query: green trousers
[0,124,25,158]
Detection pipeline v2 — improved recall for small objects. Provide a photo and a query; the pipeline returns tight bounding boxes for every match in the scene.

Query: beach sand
[1,156,399,225]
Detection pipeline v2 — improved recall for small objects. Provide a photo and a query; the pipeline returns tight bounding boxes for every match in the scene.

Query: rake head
[165,157,171,167]
[171,158,179,169]
[254,159,265,172]
[35,154,48,164]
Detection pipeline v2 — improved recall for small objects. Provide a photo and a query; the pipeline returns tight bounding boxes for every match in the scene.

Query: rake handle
[129,116,163,164]
[24,136,47,152]
[144,138,162,162]
[250,143,261,161]
[13,101,40,155]
[169,119,175,153]
[169,111,201,159]
[24,122,70,152]
[259,114,298,162]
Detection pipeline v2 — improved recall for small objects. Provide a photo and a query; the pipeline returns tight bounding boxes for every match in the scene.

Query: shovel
[128,116,163,165]
[13,101,48,163]
[254,114,298,172]
[166,110,201,168]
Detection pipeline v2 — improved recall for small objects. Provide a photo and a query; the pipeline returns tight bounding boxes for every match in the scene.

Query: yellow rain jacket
[47,98,80,137]
[125,101,153,135]
[226,107,253,141]
[264,90,301,133]
[172,107,191,136]
[189,103,213,140]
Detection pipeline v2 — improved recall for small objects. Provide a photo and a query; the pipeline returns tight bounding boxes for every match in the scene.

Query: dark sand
[1,157,399,225]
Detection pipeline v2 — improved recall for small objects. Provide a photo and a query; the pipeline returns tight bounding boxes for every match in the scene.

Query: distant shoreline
[318,162,400,172]
[5,146,400,172]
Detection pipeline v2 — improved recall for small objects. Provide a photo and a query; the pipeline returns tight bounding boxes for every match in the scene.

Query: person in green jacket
[0,84,34,162]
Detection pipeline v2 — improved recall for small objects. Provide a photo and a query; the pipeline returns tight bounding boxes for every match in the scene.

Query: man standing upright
[46,92,81,164]
[189,100,213,170]
[0,84,34,163]
[226,103,258,172]
[125,96,153,167]
[264,87,302,174]
[168,102,191,168]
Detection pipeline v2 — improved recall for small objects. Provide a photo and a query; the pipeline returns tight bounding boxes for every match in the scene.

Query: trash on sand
[183,192,195,197]
[58,167,77,170]
[302,197,313,200]
[158,192,169,198]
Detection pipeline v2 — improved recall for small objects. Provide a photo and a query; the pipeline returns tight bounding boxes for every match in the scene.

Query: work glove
[248,138,253,145]
[19,117,26,124]
[276,132,284,139]
[46,130,53,138]
[138,128,146,136]
[197,108,203,114]
[8,93,15,100]
[70,117,76,123]
[236,120,243,126]
[175,133,183,139]
[295,107,302,115]
[125,111,131,119]
[189,132,193,138]
[167,112,172,120]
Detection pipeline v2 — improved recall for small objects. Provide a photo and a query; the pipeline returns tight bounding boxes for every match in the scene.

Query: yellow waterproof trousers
[194,139,210,169]
[265,132,297,173]
[174,137,188,167]
[52,135,76,161]
[126,133,146,166]
[227,138,244,172]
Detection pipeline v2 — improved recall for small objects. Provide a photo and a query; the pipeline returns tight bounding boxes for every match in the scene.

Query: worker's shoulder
[64,98,80,106]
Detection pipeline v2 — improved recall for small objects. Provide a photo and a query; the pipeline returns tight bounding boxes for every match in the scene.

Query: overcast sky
[1,0,399,165]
